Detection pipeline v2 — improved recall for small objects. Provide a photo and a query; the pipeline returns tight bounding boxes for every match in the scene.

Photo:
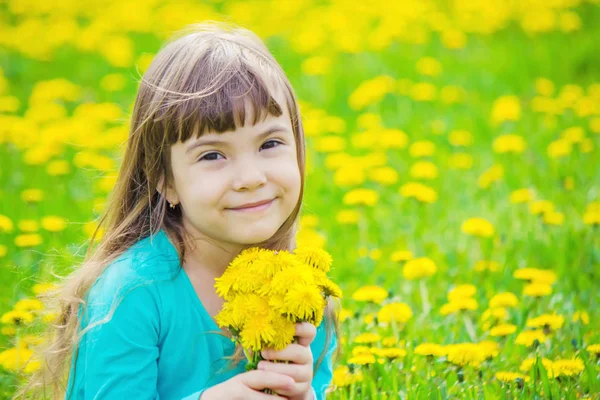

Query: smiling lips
[227,198,275,212]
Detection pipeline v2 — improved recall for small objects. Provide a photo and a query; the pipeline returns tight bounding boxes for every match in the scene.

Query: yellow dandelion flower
[510,188,534,204]
[490,324,517,337]
[15,234,43,248]
[461,217,495,238]
[0,346,35,372]
[348,353,376,365]
[478,340,499,359]
[402,257,437,280]
[551,358,584,377]
[526,314,564,332]
[382,336,398,347]
[354,333,381,345]
[520,357,553,372]
[523,282,552,297]
[572,311,590,325]
[414,343,445,357]
[490,95,521,126]
[513,268,557,284]
[492,134,527,154]
[377,302,413,324]
[343,188,379,206]
[268,313,297,350]
[240,314,276,351]
[399,182,438,203]
[352,346,373,356]
[41,216,68,232]
[268,266,314,296]
[446,343,485,367]
[281,285,326,323]
[374,347,407,360]
[515,330,547,347]
[495,371,530,383]
[448,284,476,301]
[390,250,413,262]
[21,189,44,203]
[489,292,518,308]
[352,285,388,304]
[0,310,35,325]
[294,247,333,272]
[474,260,501,272]
[440,298,478,315]
[333,365,363,387]
[586,344,600,357]
[0,215,15,233]
[14,299,44,313]
[0,245,7,258]
[32,283,58,296]
[336,209,360,224]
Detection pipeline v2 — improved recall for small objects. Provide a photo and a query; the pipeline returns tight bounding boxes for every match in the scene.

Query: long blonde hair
[15,20,338,399]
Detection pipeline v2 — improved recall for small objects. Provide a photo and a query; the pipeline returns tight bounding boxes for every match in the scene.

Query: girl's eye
[199,152,224,162]
[261,140,282,151]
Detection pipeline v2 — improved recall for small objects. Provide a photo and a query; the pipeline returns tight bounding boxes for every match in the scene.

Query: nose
[231,159,267,191]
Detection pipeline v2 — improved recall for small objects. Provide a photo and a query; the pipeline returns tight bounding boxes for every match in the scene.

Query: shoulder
[84,229,180,320]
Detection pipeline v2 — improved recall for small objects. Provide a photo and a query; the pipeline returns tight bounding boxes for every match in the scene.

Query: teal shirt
[65,228,336,400]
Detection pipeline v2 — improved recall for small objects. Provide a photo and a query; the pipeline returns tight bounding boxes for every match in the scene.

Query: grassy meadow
[1,0,600,398]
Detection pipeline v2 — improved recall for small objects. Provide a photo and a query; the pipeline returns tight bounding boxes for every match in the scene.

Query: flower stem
[419,280,431,316]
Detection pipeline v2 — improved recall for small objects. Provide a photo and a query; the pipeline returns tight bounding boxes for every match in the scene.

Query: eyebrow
[185,124,290,154]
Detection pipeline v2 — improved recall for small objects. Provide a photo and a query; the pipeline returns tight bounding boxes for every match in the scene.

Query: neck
[179,220,244,278]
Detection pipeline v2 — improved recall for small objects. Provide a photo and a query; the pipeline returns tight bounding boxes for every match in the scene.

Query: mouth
[227,198,276,212]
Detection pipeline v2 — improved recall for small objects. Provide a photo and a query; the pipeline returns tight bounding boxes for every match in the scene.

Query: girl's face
[164,88,301,248]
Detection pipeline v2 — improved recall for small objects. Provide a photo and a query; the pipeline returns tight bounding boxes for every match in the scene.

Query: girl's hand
[200,370,294,400]
[258,322,317,400]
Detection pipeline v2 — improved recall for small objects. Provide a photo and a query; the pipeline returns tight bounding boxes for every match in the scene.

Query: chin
[232,227,279,246]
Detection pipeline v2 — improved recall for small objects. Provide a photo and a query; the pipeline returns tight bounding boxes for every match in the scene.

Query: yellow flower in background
[535,77,555,96]
[1,310,35,325]
[0,245,7,258]
[440,298,478,315]
[41,216,68,232]
[489,323,517,337]
[414,343,445,357]
[587,344,600,357]
[314,136,346,153]
[352,285,388,304]
[491,95,521,126]
[368,166,399,185]
[46,160,70,176]
[416,57,442,77]
[449,130,473,147]
[551,358,584,377]
[489,292,518,308]
[343,188,379,207]
[441,29,467,49]
[353,332,381,344]
[390,250,413,262]
[515,330,547,347]
[492,134,527,154]
[510,188,535,204]
[14,299,44,313]
[348,353,376,365]
[474,260,501,272]
[529,200,555,215]
[461,217,495,238]
[377,302,413,324]
[409,140,436,157]
[478,165,503,189]
[440,85,466,104]
[336,209,360,225]
[349,75,395,110]
[520,357,553,372]
[332,366,363,387]
[495,372,530,383]
[572,311,590,325]
[0,215,14,233]
[374,347,407,360]
[560,126,585,143]
[100,73,126,92]
[513,268,557,284]
[20,189,43,203]
[15,234,43,248]
[523,282,552,298]
[448,153,473,170]
[382,336,399,347]
[0,346,37,372]
[403,257,437,280]
[32,283,58,296]
[409,82,437,102]
[547,138,572,159]
[334,165,366,186]
[399,182,438,203]
[542,211,564,226]
[409,161,438,180]
[18,220,38,232]
[301,55,332,76]
[527,314,564,332]
[448,284,476,301]
[446,343,485,367]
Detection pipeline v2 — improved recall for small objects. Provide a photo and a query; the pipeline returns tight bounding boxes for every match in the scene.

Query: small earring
[169,201,176,209]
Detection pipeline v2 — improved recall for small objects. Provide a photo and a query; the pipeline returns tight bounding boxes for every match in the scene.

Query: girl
[18,21,338,400]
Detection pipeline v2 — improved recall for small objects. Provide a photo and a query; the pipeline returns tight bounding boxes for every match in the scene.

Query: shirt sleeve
[310,320,337,400]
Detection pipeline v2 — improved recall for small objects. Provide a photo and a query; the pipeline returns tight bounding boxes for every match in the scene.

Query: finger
[240,370,295,391]
[295,322,317,347]
[258,360,313,382]
[262,344,313,364]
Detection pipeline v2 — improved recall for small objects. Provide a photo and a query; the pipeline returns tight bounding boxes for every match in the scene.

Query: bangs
[152,50,287,145]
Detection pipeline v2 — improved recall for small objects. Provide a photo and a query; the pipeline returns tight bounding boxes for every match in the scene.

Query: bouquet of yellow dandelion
[214,246,342,371]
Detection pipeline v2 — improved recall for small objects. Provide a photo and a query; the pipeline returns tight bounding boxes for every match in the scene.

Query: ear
[157,173,179,205]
